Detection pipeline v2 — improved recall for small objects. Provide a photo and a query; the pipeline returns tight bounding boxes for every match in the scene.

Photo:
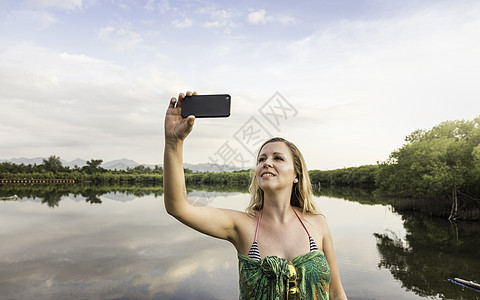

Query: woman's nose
[263,159,273,167]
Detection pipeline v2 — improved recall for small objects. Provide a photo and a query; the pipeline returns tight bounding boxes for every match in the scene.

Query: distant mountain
[63,158,87,168]
[1,157,242,172]
[6,157,44,165]
[0,157,87,168]
[101,158,139,170]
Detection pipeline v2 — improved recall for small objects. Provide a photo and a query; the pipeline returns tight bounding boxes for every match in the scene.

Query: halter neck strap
[292,207,312,237]
[254,209,263,241]
[254,207,312,241]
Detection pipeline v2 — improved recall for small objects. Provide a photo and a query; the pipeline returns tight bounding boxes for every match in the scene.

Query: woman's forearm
[163,140,188,217]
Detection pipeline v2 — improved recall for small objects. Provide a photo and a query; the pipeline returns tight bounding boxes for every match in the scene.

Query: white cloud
[171,19,193,28]
[97,26,143,52]
[6,10,58,29]
[210,9,232,20]
[203,21,222,28]
[247,9,295,25]
[98,26,115,39]
[247,9,267,24]
[196,7,238,33]
[0,43,176,162]
[1,1,480,169]
[277,15,295,24]
[25,0,84,11]
[144,0,155,11]
[158,0,171,13]
[177,1,480,168]
[144,0,170,13]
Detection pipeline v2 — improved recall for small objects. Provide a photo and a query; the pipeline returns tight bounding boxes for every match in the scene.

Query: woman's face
[255,141,297,192]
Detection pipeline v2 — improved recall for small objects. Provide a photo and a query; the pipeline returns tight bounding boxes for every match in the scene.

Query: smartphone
[181,94,231,118]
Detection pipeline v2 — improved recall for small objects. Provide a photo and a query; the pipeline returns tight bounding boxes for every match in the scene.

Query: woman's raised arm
[163,91,244,244]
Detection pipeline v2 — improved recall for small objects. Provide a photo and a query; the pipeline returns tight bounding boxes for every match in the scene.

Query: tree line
[0,157,164,184]
[0,157,163,175]
[1,116,479,219]
[0,158,377,188]
[376,117,480,220]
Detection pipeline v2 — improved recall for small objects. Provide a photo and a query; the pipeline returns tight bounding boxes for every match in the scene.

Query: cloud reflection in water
[0,194,241,299]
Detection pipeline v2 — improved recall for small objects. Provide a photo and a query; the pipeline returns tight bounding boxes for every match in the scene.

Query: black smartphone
[181,94,231,118]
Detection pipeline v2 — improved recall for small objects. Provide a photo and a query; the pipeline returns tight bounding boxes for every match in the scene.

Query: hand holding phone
[181,94,231,118]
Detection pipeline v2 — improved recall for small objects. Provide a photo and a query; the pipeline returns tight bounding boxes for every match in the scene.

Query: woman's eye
[275,156,284,161]
[258,157,266,163]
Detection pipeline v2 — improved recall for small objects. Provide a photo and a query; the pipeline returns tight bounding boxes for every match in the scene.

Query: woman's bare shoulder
[224,209,259,252]
[303,209,327,220]
[226,208,257,218]
[226,208,258,227]
[304,211,330,233]
[309,211,328,222]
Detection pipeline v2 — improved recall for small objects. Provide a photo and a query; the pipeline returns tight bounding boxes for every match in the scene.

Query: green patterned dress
[238,250,331,299]
[238,208,331,299]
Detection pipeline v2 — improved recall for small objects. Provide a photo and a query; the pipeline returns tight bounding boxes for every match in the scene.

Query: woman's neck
[262,191,296,224]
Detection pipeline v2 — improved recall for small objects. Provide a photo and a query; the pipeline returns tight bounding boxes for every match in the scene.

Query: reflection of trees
[1,182,249,207]
[85,195,102,204]
[81,187,103,204]
[374,215,480,299]
[40,190,62,208]
[0,184,164,207]
[313,185,388,206]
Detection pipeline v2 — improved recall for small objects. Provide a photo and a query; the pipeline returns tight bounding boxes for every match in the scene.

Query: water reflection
[374,214,480,299]
[1,184,479,299]
[1,191,240,300]
[318,186,480,299]
[0,183,247,208]
[313,185,383,206]
[0,184,165,207]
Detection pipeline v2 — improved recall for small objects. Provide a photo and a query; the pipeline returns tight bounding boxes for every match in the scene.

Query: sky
[1,0,479,170]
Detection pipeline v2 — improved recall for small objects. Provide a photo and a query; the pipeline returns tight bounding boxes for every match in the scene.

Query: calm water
[1,186,479,300]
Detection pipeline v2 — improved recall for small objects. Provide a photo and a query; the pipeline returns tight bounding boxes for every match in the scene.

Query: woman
[164,91,347,300]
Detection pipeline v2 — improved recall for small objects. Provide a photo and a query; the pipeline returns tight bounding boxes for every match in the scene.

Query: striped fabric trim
[247,237,319,261]
[309,236,319,251]
[246,207,320,261]
[247,241,261,261]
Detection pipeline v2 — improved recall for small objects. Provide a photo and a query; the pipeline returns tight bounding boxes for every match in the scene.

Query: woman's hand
[164,91,197,144]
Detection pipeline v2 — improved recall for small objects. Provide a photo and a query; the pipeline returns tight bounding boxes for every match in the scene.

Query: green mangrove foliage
[0,157,164,184]
[376,117,480,219]
[309,165,378,187]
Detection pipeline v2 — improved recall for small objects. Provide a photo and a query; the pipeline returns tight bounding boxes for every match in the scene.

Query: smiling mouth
[261,172,276,178]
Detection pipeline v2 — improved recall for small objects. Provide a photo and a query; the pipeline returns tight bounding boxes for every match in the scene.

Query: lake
[1,186,479,300]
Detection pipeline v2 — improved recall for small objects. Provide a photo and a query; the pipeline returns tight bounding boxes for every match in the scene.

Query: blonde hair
[246,137,320,216]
